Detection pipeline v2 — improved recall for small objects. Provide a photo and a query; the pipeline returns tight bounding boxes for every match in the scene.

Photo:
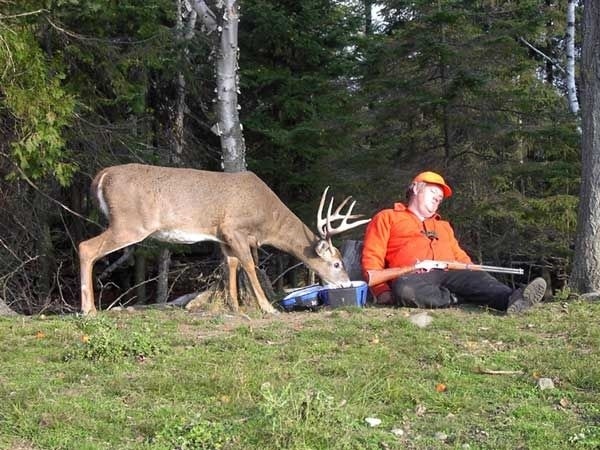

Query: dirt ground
[175,302,410,341]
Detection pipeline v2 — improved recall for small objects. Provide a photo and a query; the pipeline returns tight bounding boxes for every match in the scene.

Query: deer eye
[333,262,341,269]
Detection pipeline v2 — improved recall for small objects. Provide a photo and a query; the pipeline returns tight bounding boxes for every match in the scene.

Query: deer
[78,164,371,315]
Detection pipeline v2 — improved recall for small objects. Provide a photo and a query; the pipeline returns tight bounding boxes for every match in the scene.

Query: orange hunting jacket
[361,202,472,297]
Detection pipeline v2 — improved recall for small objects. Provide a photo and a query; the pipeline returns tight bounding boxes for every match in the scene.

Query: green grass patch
[0,301,599,449]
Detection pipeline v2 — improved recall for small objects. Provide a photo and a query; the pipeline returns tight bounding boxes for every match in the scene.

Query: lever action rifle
[366,260,524,287]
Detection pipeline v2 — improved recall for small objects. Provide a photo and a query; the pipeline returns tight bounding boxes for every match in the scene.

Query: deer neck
[264,211,320,263]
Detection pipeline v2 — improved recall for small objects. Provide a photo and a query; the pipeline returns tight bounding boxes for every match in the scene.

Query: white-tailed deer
[79,164,371,315]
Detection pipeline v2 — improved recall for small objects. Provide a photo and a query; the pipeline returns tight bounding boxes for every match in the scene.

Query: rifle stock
[366,261,523,287]
[366,266,416,287]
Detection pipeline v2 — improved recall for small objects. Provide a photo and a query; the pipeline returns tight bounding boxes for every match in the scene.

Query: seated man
[361,171,546,313]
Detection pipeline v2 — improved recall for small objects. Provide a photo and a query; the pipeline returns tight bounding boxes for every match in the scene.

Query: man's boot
[506,277,547,314]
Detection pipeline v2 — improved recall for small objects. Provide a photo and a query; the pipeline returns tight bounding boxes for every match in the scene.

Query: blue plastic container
[278,285,323,311]
[319,281,368,308]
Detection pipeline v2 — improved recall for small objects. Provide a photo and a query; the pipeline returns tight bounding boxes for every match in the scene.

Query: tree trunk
[134,249,147,304]
[571,0,600,293]
[364,0,372,35]
[156,247,171,303]
[172,0,192,162]
[566,0,580,115]
[215,0,246,172]
[438,2,451,163]
[34,191,55,300]
[190,0,246,172]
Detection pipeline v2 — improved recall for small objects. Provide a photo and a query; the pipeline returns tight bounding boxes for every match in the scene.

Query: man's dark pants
[392,269,512,311]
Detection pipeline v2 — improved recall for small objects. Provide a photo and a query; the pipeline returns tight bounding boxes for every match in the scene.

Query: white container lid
[322,280,367,290]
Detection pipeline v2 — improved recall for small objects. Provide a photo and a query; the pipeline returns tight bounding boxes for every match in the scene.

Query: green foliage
[43,0,209,170]
[65,315,164,362]
[553,285,575,303]
[468,193,577,259]
[447,161,579,264]
[0,27,76,185]
[240,0,362,213]
[346,0,580,270]
[152,416,231,450]
[258,383,346,432]
[249,382,381,449]
[357,0,575,165]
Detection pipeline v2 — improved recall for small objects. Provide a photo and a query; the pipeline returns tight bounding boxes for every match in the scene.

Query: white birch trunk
[566,0,580,115]
[189,0,246,173]
[215,0,246,172]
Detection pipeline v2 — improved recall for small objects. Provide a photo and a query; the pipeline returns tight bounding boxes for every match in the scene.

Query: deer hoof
[263,305,279,315]
[82,307,98,317]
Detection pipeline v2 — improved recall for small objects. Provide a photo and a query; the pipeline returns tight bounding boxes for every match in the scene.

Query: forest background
[0,0,585,314]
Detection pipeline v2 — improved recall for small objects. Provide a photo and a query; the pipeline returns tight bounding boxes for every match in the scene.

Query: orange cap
[412,171,452,198]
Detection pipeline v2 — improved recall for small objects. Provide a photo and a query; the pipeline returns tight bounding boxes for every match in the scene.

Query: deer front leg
[224,254,240,312]
[238,258,278,314]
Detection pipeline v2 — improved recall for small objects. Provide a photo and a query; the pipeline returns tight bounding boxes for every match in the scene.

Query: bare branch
[188,0,217,34]
[0,151,99,226]
[0,9,46,20]
[518,36,566,74]
[98,247,134,281]
[475,367,524,375]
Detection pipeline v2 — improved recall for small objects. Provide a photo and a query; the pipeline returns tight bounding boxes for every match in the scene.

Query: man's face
[413,183,444,218]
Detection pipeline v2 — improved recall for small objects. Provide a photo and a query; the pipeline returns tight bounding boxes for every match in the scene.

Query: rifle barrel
[472,265,523,275]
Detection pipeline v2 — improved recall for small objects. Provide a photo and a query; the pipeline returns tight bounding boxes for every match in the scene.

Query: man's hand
[414,260,448,272]
[375,291,395,306]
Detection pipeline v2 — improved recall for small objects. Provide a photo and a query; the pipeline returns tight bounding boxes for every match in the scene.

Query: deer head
[306,186,371,283]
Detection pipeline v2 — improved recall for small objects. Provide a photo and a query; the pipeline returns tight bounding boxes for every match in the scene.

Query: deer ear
[315,239,334,259]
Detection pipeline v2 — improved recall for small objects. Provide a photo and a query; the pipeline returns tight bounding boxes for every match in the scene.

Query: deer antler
[317,186,371,241]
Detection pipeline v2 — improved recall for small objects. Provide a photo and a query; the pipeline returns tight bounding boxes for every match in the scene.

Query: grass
[0,299,599,449]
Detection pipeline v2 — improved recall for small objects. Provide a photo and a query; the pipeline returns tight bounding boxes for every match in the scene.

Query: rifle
[366,260,524,287]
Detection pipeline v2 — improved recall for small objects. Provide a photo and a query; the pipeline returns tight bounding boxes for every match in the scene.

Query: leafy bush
[0,27,76,185]
[65,316,164,362]
[151,416,231,450]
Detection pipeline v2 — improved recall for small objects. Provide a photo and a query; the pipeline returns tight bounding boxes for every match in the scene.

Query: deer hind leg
[221,232,277,314]
[79,228,149,315]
